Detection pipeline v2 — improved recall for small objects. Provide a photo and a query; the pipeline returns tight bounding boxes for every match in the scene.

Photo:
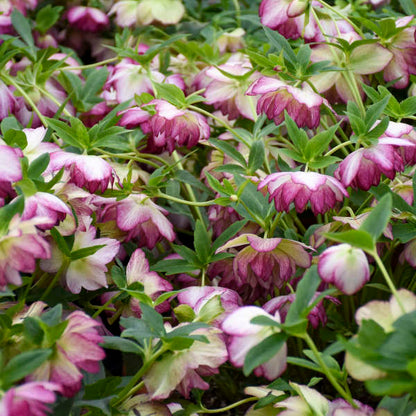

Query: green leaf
[243,332,287,376]
[154,82,186,107]
[27,153,50,179]
[46,118,84,149]
[101,336,142,354]
[111,265,126,289]
[194,220,211,264]
[40,304,62,326]
[50,227,71,257]
[400,97,416,117]
[120,317,155,342]
[209,137,247,167]
[69,117,90,148]
[0,196,24,235]
[285,111,309,151]
[263,27,296,64]
[364,95,390,128]
[248,140,265,173]
[399,0,416,15]
[11,10,35,56]
[35,5,63,34]
[23,317,44,345]
[324,230,375,252]
[212,219,247,252]
[154,290,182,306]
[70,244,106,260]
[360,193,392,241]
[2,349,52,386]
[3,129,27,149]
[140,303,166,337]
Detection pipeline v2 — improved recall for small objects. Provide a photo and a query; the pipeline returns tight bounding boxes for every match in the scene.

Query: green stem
[188,105,250,147]
[157,192,216,207]
[92,293,119,319]
[58,57,118,71]
[324,140,353,157]
[93,148,161,169]
[231,0,241,26]
[303,333,357,407]
[41,260,69,301]
[1,74,48,127]
[36,84,73,118]
[199,397,258,414]
[372,251,406,314]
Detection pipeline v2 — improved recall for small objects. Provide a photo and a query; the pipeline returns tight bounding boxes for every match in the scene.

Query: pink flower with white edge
[222,306,287,380]
[204,55,261,121]
[40,224,120,294]
[109,0,185,27]
[177,286,242,325]
[125,248,172,315]
[246,76,323,128]
[0,381,62,416]
[259,0,308,32]
[48,151,117,193]
[216,234,312,301]
[382,16,416,89]
[259,171,348,215]
[328,399,377,416]
[0,215,51,291]
[67,6,109,32]
[334,144,404,191]
[318,244,370,295]
[100,193,175,248]
[139,99,210,154]
[29,311,105,397]
[0,80,16,119]
[399,237,416,268]
[20,192,72,230]
[143,326,227,399]
[0,144,22,189]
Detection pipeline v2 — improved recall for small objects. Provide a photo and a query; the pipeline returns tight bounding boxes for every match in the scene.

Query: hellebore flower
[67,6,109,32]
[345,289,416,381]
[0,144,22,184]
[143,326,227,399]
[40,224,120,294]
[0,381,62,416]
[334,144,404,191]
[0,215,51,291]
[246,76,323,128]
[217,28,245,53]
[109,0,185,27]
[100,193,175,248]
[28,311,105,397]
[139,99,210,154]
[259,171,348,215]
[19,127,60,164]
[318,244,370,295]
[259,0,308,32]
[204,55,260,121]
[48,152,117,193]
[217,234,311,301]
[222,306,287,380]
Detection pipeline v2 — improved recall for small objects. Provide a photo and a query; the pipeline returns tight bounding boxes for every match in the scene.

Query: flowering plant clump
[0,1,416,415]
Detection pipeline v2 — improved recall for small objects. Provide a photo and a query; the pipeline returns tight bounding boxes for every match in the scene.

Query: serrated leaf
[27,153,50,179]
[194,220,212,263]
[324,230,375,252]
[209,137,247,167]
[35,5,63,34]
[11,10,35,56]
[248,140,265,173]
[360,193,392,241]
[154,82,186,107]
[101,336,142,354]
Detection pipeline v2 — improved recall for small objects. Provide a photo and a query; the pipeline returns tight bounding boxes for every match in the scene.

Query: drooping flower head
[67,6,109,32]
[217,234,312,301]
[259,171,348,215]
[246,77,324,128]
[318,244,370,295]
[28,311,105,397]
[222,306,287,380]
[0,381,62,416]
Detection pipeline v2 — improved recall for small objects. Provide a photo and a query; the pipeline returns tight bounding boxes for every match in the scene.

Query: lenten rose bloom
[222,306,287,380]
[100,193,175,248]
[0,144,22,199]
[334,144,404,191]
[67,6,109,32]
[259,0,308,31]
[246,77,324,128]
[217,234,312,301]
[139,99,210,154]
[318,244,370,295]
[0,215,51,291]
[28,311,105,397]
[259,171,348,215]
[48,151,117,193]
[40,225,120,294]
[143,326,227,399]
[0,381,62,416]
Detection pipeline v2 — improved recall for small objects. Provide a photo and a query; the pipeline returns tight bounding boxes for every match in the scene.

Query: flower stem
[58,57,118,71]
[199,397,258,413]
[157,192,216,207]
[372,251,406,314]
[303,333,357,407]
[92,293,119,319]
[324,140,353,157]
[41,260,69,301]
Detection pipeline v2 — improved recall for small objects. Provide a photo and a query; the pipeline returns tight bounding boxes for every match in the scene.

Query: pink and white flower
[334,144,404,191]
[48,152,117,193]
[0,145,22,196]
[259,0,308,32]
[259,171,348,215]
[28,311,105,397]
[222,306,287,380]
[318,244,370,295]
[40,224,120,294]
[246,76,324,128]
[19,127,60,164]
[0,381,62,416]
[67,6,109,32]
[100,193,175,248]
[0,215,51,291]
[217,234,312,301]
